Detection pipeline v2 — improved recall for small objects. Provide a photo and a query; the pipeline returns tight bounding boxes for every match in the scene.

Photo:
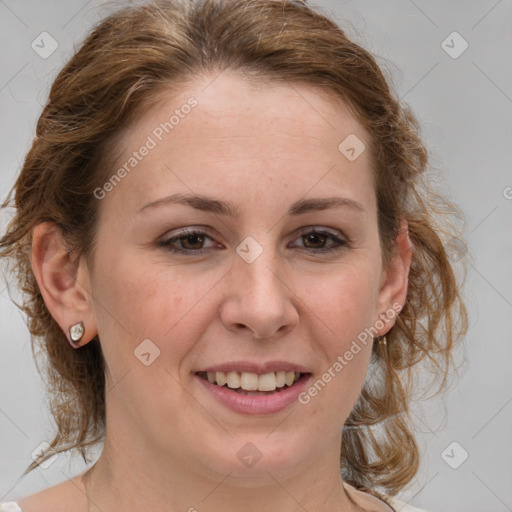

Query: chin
[199,434,315,482]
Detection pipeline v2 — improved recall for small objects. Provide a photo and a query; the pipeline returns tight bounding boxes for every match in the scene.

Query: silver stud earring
[69,321,85,343]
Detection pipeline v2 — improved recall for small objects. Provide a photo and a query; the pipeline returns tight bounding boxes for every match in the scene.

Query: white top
[0,504,23,512]
[389,497,430,512]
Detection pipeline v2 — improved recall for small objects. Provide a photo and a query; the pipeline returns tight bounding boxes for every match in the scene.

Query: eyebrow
[137,193,365,217]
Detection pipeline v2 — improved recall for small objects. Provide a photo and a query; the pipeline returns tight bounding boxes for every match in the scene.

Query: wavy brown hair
[0,0,467,498]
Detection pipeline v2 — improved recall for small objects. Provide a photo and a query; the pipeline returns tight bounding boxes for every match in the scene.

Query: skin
[26,72,411,512]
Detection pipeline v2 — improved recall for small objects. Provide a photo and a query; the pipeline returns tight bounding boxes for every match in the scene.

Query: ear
[374,220,412,337]
[31,222,98,348]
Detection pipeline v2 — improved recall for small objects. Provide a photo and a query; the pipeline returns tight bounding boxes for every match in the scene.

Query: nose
[219,241,299,340]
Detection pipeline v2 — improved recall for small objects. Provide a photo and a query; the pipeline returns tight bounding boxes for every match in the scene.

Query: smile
[195,370,312,414]
[196,370,302,394]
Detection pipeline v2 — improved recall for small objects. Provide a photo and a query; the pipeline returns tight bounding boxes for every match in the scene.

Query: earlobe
[375,220,412,336]
[31,222,98,348]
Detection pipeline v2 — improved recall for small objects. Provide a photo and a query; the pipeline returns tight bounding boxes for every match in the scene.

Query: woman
[0,0,467,510]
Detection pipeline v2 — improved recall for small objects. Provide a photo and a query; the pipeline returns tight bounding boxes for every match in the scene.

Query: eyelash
[158,227,349,255]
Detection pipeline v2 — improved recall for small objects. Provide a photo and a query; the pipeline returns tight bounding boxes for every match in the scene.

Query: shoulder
[11,475,86,512]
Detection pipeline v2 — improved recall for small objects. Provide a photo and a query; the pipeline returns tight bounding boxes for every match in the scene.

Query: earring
[378,335,388,361]
[69,321,85,343]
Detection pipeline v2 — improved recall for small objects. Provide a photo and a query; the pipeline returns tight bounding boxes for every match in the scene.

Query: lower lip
[195,374,312,414]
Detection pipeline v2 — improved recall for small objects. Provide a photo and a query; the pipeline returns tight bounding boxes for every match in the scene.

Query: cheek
[298,265,379,421]
[303,263,381,343]
[300,329,374,431]
[90,255,221,420]
[91,253,220,364]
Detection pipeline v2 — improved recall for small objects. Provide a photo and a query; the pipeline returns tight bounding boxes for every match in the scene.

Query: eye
[158,226,349,256]
[289,228,348,253]
[158,228,218,254]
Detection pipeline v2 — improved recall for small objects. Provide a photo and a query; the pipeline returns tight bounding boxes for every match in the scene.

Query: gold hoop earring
[69,321,85,343]
[378,335,388,360]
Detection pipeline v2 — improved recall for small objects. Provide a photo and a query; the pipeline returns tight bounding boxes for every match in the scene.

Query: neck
[80,432,360,512]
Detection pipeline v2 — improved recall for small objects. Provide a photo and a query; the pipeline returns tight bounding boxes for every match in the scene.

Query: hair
[0,0,467,499]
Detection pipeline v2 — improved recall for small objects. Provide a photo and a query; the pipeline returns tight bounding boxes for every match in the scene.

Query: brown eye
[158,229,217,254]
[290,228,348,254]
[180,233,206,250]
[302,232,329,249]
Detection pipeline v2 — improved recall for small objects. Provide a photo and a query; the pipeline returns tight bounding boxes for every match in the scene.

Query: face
[81,72,405,480]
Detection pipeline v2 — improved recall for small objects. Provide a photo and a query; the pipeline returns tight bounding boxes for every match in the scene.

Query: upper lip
[196,360,311,374]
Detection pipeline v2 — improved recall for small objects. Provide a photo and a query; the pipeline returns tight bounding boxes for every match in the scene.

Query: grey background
[1,1,511,511]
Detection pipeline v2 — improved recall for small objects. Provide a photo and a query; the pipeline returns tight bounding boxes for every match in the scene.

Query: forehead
[171,72,366,152]
[98,72,374,217]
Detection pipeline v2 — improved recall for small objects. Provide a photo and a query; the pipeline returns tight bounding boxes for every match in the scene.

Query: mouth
[195,370,308,395]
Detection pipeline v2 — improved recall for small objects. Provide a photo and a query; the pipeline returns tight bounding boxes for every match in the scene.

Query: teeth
[240,372,259,391]
[226,371,240,389]
[258,372,276,391]
[275,370,286,387]
[215,372,227,387]
[203,370,302,391]
[285,371,295,387]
